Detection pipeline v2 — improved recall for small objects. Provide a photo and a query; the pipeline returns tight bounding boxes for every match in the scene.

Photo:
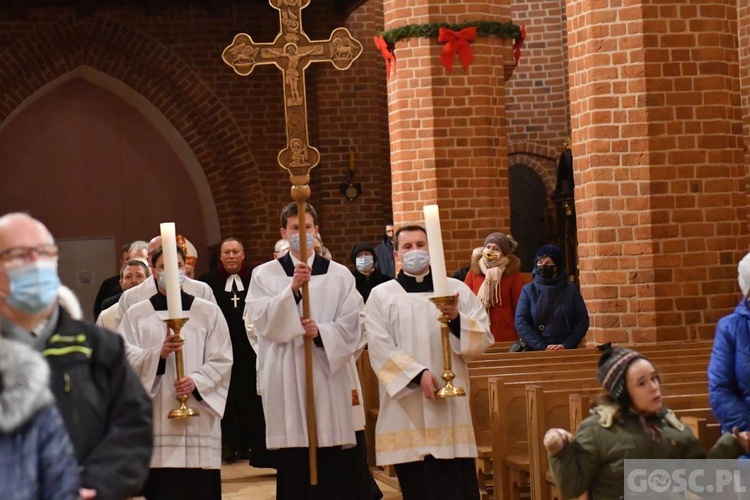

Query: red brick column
[383,0,515,272]
[567,0,746,342]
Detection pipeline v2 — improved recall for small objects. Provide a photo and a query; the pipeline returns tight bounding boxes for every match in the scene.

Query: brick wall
[0,1,390,267]
[567,0,746,342]
[506,0,570,158]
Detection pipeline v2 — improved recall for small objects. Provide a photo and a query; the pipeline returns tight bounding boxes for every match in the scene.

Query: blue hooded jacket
[708,299,750,433]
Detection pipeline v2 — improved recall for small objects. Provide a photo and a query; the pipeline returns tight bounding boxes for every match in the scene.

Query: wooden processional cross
[222,0,363,486]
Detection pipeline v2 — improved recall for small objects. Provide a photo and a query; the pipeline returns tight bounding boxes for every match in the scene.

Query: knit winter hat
[738,252,750,297]
[484,232,517,256]
[597,347,648,402]
[534,244,565,272]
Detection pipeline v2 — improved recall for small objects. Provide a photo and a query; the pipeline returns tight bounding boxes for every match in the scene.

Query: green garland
[379,21,521,46]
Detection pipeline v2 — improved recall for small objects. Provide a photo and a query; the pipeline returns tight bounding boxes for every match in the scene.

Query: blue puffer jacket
[0,338,79,500]
[514,274,589,350]
[708,299,750,433]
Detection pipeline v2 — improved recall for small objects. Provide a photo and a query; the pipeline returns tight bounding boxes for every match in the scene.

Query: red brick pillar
[383,0,515,273]
[567,0,746,342]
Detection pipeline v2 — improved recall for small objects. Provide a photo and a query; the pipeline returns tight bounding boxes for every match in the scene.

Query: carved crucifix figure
[221,0,362,486]
[222,0,363,178]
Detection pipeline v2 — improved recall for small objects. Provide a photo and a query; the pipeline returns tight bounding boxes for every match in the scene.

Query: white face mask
[289,233,315,253]
[355,255,374,273]
[401,250,430,275]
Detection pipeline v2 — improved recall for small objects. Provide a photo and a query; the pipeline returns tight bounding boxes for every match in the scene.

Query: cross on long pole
[222,0,362,485]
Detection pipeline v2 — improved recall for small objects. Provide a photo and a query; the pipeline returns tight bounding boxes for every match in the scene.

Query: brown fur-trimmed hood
[470,252,521,277]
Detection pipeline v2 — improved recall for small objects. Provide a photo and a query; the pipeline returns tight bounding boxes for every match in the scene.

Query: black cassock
[199,264,277,468]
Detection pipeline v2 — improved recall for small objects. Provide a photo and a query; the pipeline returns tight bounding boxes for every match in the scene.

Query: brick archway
[0,16,265,243]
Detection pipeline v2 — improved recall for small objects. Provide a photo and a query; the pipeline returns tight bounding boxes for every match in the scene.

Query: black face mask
[536,264,556,279]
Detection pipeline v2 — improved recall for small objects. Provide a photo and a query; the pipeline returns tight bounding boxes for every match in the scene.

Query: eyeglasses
[0,244,59,266]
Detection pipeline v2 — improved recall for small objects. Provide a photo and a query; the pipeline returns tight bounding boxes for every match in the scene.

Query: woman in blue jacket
[0,337,79,499]
[709,252,750,434]
[514,244,589,350]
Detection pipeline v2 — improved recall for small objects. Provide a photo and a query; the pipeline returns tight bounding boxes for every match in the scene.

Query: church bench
[482,361,711,500]
[481,339,713,355]
[559,392,715,500]
[526,382,713,500]
[469,346,712,368]
[469,357,709,379]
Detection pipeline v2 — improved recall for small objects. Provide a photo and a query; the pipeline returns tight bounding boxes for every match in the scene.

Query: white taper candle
[423,205,450,297]
[159,222,183,319]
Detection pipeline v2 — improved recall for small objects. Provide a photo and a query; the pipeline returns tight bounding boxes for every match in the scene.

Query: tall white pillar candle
[423,205,450,297]
[159,222,183,319]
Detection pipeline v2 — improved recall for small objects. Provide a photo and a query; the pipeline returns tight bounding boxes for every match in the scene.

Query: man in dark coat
[0,212,153,500]
[199,237,276,468]
[373,222,395,278]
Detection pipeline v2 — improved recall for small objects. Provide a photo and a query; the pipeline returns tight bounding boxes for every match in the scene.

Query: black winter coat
[44,307,153,499]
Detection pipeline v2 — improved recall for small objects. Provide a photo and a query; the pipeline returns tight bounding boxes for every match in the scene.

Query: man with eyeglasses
[0,212,153,500]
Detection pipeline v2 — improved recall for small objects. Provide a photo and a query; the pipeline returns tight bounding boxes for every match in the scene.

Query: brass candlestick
[429,295,466,398]
[164,317,199,419]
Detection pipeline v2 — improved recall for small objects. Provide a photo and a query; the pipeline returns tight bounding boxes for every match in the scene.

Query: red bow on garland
[513,25,526,67]
[373,35,396,77]
[438,26,478,71]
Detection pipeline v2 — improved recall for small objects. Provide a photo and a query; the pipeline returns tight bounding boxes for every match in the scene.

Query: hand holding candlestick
[423,204,465,398]
[164,317,199,419]
[159,223,198,418]
[428,294,466,398]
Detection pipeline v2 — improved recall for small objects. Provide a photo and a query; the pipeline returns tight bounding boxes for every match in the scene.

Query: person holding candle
[118,243,233,499]
[364,224,493,500]
[244,202,364,500]
[514,244,589,350]
[464,232,525,342]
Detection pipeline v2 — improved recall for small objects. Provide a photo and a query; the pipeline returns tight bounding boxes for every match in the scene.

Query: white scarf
[224,274,245,293]
[477,256,509,309]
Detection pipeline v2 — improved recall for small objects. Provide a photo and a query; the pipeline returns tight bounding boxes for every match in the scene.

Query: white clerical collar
[404,269,429,282]
[290,252,315,267]
[225,274,245,292]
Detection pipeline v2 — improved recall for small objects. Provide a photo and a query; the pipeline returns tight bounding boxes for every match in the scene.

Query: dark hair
[280,202,318,228]
[221,237,244,250]
[394,225,426,251]
[119,259,150,279]
[150,245,186,268]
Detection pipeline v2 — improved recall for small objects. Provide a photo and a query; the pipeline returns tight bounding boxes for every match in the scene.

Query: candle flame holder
[428,295,466,399]
[164,317,200,419]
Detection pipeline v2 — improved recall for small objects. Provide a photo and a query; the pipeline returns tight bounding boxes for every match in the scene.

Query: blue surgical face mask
[3,260,60,314]
[158,269,187,289]
[355,255,374,273]
[289,233,316,253]
[401,250,430,275]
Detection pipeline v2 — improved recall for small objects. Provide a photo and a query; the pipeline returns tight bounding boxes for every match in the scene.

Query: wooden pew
[553,392,716,500]
[470,347,712,368]
[481,339,713,355]
[484,359,712,500]
[528,382,712,500]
